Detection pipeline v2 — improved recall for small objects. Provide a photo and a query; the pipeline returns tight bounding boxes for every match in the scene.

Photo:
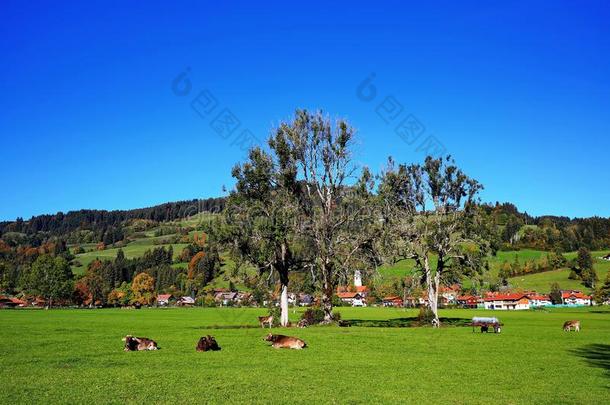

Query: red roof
[527,294,550,301]
[440,284,461,293]
[383,296,403,301]
[562,291,591,299]
[484,293,528,302]
[457,295,479,302]
[157,294,173,300]
[337,292,360,299]
[355,286,369,293]
[10,298,27,305]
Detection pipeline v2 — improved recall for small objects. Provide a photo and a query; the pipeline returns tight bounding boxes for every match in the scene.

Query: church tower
[354,270,362,287]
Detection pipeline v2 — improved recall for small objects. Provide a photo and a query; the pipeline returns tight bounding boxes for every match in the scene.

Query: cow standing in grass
[258,315,273,328]
[563,320,581,332]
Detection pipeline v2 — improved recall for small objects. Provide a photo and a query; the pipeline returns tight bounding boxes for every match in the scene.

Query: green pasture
[0,306,608,404]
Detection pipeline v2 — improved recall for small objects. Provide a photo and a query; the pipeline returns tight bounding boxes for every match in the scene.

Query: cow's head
[264,333,274,342]
[123,335,138,351]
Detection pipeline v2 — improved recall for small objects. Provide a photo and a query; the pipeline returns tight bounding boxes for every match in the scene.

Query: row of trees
[215,110,492,327]
[498,251,567,281]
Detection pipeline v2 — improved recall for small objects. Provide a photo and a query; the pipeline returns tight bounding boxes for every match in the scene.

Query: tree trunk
[278,242,290,327]
[424,258,440,327]
[321,286,334,323]
[428,281,439,327]
[280,283,289,327]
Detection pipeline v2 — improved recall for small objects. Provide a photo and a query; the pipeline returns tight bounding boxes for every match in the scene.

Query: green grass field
[1,306,608,404]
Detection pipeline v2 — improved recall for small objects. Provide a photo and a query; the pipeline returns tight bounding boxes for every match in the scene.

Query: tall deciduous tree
[224,144,302,326]
[378,156,489,326]
[273,110,379,322]
[26,254,73,307]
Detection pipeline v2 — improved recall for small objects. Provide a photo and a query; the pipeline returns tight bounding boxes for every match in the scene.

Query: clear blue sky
[1,1,609,221]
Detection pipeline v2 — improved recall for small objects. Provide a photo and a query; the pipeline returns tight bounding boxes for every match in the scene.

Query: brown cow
[258,315,273,328]
[122,335,159,351]
[264,333,307,349]
[563,320,581,332]
[196,335,221,352]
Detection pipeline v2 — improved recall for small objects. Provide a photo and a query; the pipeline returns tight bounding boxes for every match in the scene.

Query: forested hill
[1,199,609,252]
[480,202,610,251]
[0,197,225,241]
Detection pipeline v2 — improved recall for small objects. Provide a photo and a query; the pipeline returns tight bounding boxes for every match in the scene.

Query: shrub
[417,306,435,324]
[301,308,325,325]
[268,306,282,327]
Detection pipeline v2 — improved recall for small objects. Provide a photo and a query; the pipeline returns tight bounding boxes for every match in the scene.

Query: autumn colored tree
[188,251,206,279]
[193,232,207,248]
[108,282,133,307]
[131,272,155,305]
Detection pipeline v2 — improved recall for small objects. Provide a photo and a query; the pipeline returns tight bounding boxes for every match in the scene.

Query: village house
[382,296,404,307]
[456,295,480,309]
[440,285,460,305]
[214,291,238,306]
[561,290,592,306]
[337,292,366,307]
[156,294,173,306]
[176,296,195,306]
[527,293,552,308]
[404,293,428,308]
[298,293,314,307]
[0,296,27,309]
[483,293,530,310]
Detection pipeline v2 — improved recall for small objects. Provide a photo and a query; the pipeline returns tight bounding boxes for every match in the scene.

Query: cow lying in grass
[196,335,221,352]
[264,333,307,349]
[563,320,581,332]
[122,335,158,351]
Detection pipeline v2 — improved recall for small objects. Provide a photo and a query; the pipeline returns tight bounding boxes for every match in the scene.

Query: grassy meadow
[1,306,609,404]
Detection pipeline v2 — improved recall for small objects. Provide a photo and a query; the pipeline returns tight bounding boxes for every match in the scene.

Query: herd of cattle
[122,316,582,352]
[123,333,307,351]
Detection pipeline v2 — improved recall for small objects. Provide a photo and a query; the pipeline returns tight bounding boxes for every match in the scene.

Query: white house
[483,293,530,310]
[156,294,173,306]
[561,291,592,306]
[527,294,552,308]
[440,285,460,305]
[337,292,366,307]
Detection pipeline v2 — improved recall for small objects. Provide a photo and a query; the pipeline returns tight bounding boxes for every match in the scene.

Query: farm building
[297,293,314,306]
[0,296,27,308]
[337,292,366,307]
[561,291,592,306]
[156,294,173,306]
[382,296,404,307]
[527,293,552,307]
[457,295,480,309]
[337,285,370,298]
[440,285,460,304]
[483,293,530,310]
[214,291,238,306]
[176,296,195,306]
